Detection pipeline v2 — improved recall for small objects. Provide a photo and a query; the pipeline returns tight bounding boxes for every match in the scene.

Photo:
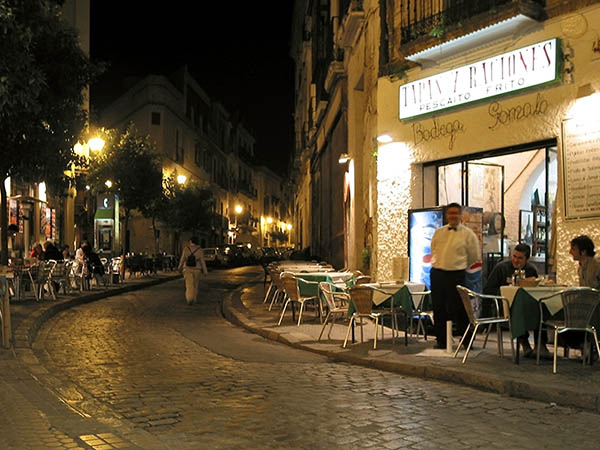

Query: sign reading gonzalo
[399,38,560,120]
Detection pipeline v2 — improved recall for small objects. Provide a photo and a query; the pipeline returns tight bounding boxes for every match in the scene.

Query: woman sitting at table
[484,243,550,358]
[29,242,44,261]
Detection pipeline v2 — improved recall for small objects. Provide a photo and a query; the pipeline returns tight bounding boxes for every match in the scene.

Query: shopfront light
[266,217,273,224]
[286,223,292,231]
[177,175,187,185]
[376,134,393,144]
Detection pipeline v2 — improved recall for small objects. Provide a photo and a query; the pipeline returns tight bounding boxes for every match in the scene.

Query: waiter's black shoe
[434,342,446,349]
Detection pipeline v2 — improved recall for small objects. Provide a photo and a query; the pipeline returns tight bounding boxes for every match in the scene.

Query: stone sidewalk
[0,271,183,450]
[222,280,600,414]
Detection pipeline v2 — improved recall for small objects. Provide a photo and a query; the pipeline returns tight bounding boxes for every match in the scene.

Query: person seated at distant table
[484,243,550,358]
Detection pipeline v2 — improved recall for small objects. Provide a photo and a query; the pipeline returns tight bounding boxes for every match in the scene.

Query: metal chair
[409,290,433,340]
[278,275,319,326]
[268,270,286,311]
[536,288,600,373]
[454,285,514,364]
[343,286,386,349]
[51,261,71,295]
[318,282,350,341]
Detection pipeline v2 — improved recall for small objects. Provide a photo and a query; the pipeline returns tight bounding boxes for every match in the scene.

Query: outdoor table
[345,281,429,344]
[348,281,428,315]
[500,285,599,363]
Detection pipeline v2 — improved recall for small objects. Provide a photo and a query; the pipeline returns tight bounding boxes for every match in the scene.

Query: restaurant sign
[399,38,560,120]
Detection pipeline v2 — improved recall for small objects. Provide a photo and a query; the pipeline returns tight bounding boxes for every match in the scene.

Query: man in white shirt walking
[430,203,480,349]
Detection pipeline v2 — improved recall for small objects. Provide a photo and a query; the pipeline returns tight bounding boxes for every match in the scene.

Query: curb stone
[222,283,600,413]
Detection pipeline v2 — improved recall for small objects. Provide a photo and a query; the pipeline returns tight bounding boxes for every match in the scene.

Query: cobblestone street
[2,267,598,449]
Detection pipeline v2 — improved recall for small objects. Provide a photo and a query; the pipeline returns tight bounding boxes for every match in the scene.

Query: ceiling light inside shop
[377,134,393,143]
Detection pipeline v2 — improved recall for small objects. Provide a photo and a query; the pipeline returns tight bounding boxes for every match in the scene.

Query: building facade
[100,67,293,254]
[292,0,600,285]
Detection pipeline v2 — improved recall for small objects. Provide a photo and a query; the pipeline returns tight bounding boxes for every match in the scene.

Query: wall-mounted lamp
[576,83,595,98]
[376,134,393,144]
[338,153,350,164]
[176,175,187,185]
[105,180,113,188]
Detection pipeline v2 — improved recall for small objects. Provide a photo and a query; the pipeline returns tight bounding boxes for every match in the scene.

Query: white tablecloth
[365,281,426,306]
[500,285,565,315]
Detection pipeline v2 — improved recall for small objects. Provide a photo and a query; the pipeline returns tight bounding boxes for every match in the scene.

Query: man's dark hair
[445,202,462,212]
[570,235,595,257]
[190,236,199,245]
[514,243,531,259]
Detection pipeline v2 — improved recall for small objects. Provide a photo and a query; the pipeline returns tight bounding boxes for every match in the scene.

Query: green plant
[362,246,371,269]
[429,24,447,38]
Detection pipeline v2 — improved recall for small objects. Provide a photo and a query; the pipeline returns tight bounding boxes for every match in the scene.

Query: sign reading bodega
[399,38,560,120]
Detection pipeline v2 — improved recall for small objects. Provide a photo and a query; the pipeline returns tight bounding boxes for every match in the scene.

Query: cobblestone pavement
[9,267,600,449]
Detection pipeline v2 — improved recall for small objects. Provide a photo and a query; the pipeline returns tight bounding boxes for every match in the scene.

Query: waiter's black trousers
[431,268,469,346]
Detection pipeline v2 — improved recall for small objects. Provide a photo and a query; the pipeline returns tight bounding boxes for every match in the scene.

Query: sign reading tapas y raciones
[399,38,561,120]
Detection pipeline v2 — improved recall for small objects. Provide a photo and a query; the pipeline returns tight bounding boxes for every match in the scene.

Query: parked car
[203,248,218,267]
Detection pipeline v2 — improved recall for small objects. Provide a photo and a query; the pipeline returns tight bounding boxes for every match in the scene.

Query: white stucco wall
[375,4,600,284]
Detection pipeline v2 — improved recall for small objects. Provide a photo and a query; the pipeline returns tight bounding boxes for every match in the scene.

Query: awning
[94,209,114,220]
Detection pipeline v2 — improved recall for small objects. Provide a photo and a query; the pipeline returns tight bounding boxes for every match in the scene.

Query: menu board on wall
[562,117,600,219]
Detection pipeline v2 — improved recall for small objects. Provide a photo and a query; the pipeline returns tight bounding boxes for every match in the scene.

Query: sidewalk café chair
[278,275,319,326]
[343,286,388,349]
[355,275,372,285]
[263,265,277,303]
[51,261,71,295]
[8,261,36,301]
[409,290,433,340]
[268,270,286,311]
[454,285,514,364]
[34,260,57,301]
[369,285,407,345]
[536,288,600,374]
[318,282,350,341]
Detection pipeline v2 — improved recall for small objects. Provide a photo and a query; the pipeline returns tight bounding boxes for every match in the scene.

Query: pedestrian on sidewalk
[178,236,207,305]
[430,203,480,349]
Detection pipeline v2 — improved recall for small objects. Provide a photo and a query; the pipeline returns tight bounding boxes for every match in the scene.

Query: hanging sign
[399,38,560,120]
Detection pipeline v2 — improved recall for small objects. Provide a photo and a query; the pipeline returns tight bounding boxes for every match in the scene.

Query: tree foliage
[161,175,216,236]
[0,0,100,263]
[87,124,163,252]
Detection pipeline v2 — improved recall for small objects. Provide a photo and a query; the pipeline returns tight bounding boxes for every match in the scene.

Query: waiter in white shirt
[430,203,480,349]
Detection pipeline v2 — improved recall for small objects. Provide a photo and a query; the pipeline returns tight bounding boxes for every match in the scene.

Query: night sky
[89,2,295,174]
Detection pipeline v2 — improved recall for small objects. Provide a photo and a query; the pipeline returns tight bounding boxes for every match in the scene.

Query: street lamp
[105,180,113,189]
[88,137,105,152]
[231,205,243,244]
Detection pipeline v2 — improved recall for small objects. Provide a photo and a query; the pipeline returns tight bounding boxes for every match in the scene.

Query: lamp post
[232,205,243,244]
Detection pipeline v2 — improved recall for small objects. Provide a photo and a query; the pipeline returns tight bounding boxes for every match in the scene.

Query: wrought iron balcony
[400,0,546,45]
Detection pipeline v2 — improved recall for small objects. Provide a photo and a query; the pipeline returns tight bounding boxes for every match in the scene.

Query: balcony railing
[400,0,546,45]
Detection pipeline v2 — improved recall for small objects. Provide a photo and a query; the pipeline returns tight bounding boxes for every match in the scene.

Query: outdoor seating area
[3,254,177,303]
[259,260,600,375]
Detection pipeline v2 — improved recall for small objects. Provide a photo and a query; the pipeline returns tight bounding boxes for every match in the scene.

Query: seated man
[570,235,600,289]
[484,243,549,357]
[563,235,600,355]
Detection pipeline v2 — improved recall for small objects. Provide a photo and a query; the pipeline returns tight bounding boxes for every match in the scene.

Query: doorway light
[377,134,393,144]
[338,153,351,164]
